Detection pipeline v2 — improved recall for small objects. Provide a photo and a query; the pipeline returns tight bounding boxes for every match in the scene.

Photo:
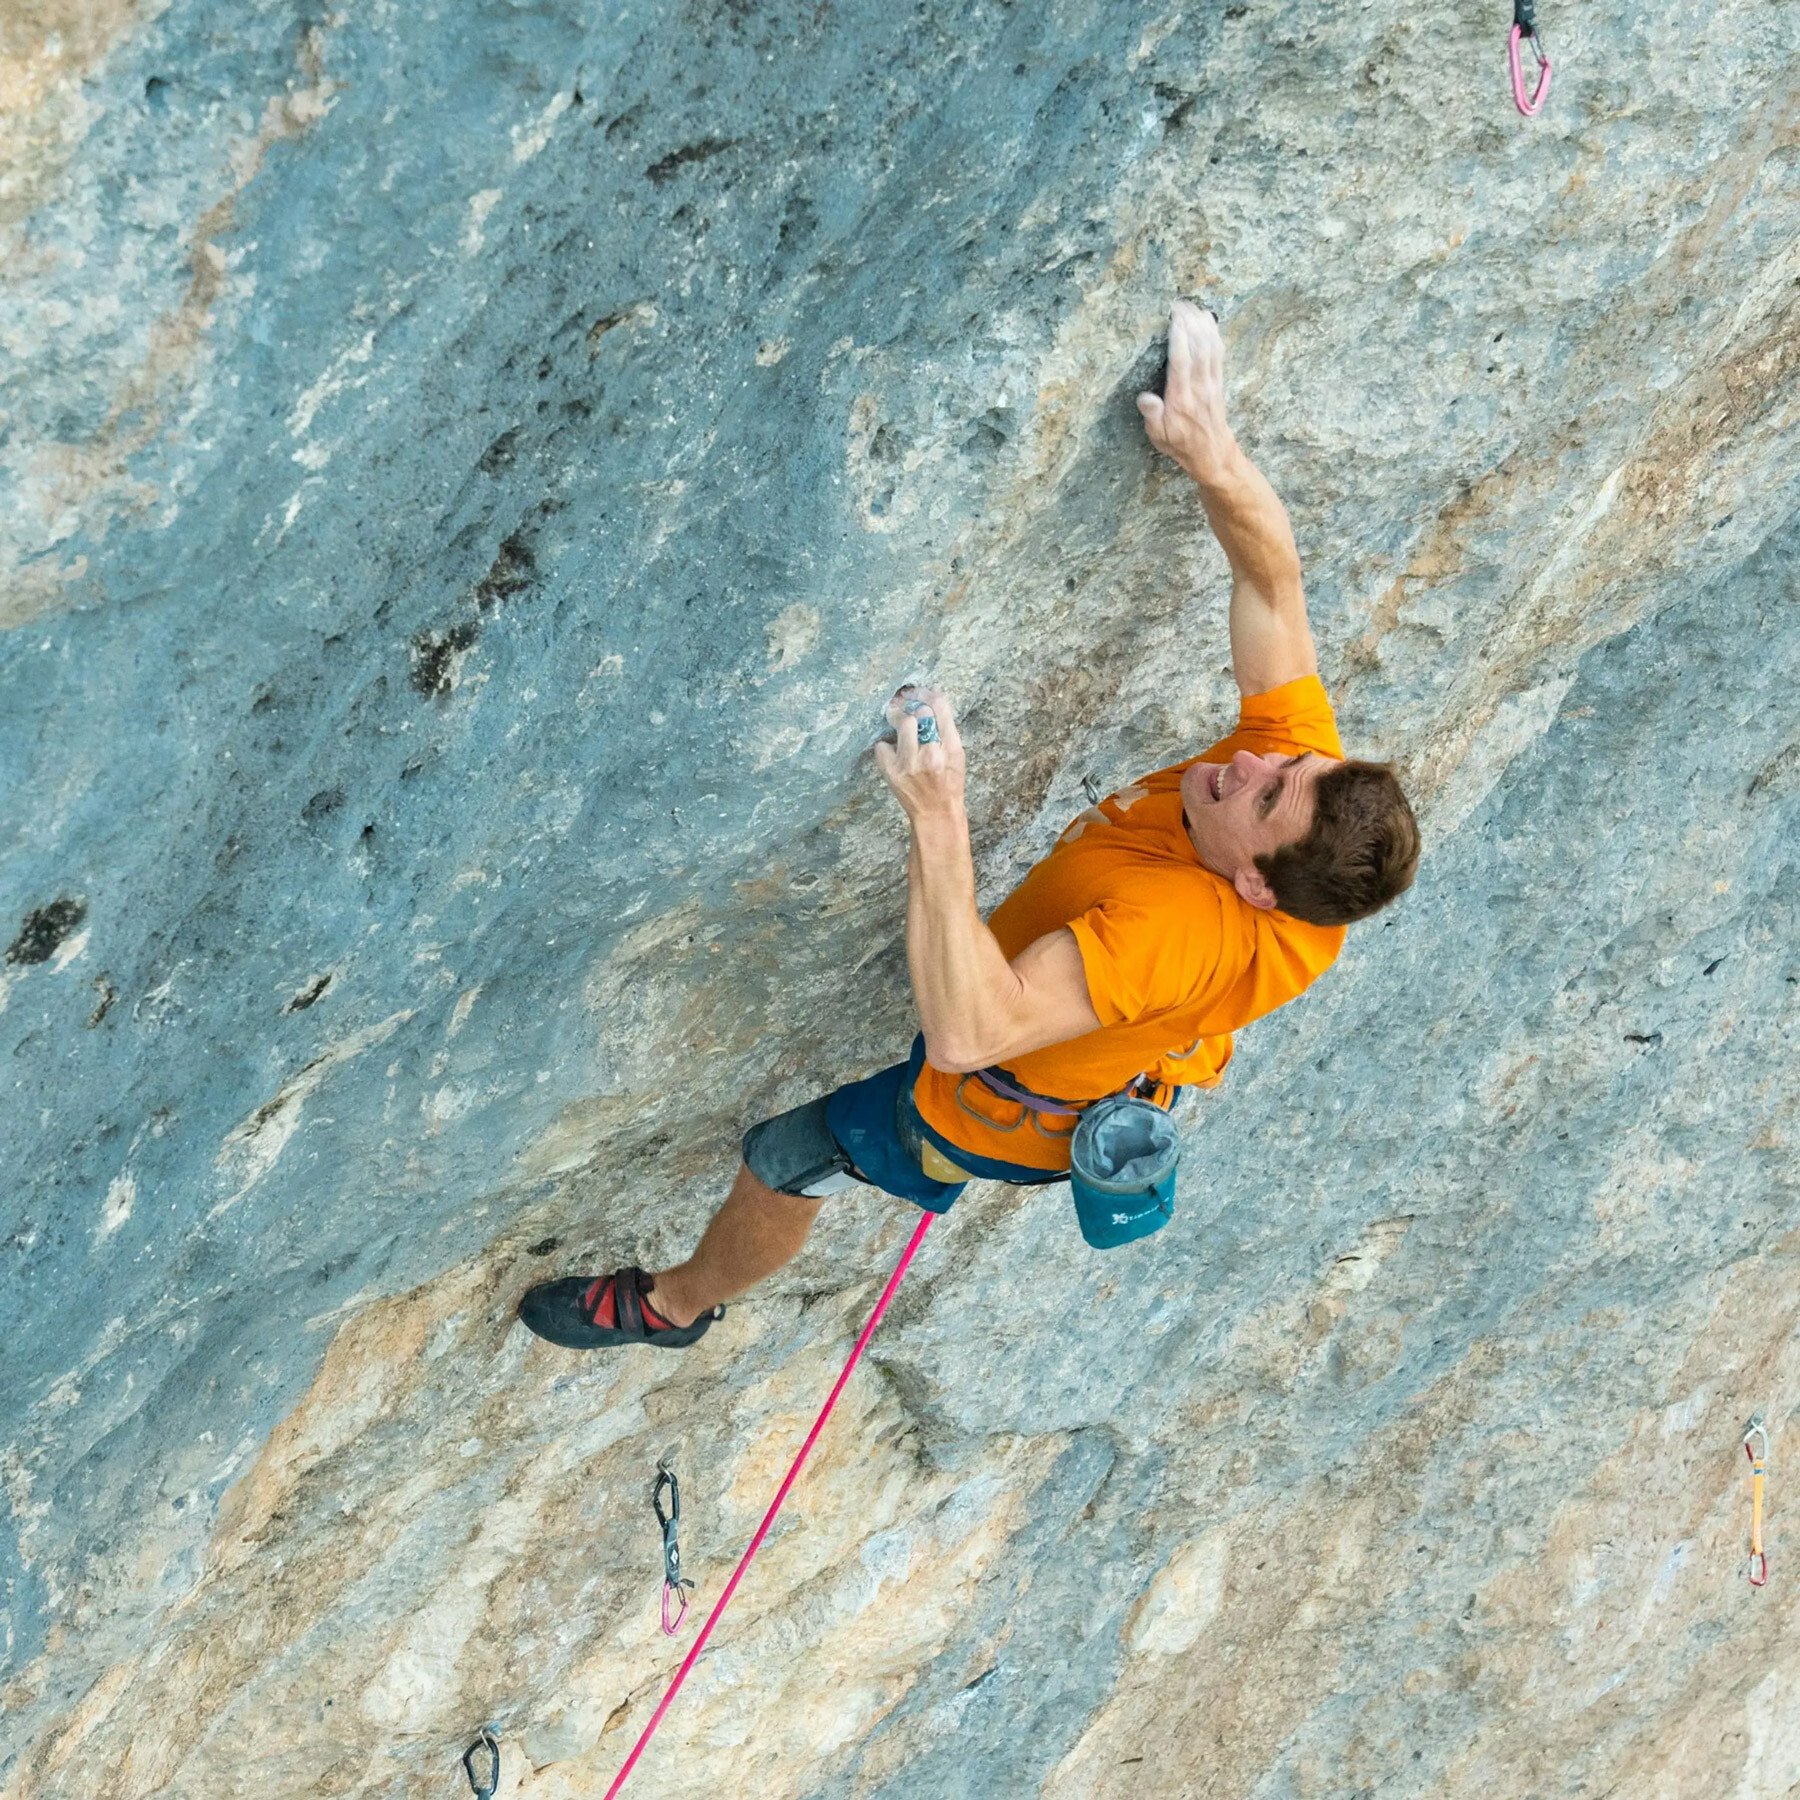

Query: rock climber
[519,299,1421,1350]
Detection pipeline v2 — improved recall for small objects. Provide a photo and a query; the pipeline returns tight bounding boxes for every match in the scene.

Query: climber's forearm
[1191,445,1317,693]
[1189,442,1304,608]
[904,804,1028,1074]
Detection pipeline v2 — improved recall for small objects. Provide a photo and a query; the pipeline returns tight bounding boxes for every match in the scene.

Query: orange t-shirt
[912,675,1347,1173]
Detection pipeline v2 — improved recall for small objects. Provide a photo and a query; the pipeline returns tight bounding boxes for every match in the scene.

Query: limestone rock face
[3,0,1798,1795]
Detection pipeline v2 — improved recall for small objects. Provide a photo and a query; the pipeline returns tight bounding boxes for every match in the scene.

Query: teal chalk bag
[1069,1096,1180,1250]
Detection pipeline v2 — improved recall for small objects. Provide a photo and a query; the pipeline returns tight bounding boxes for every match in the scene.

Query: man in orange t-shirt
[521,301,1421,1351]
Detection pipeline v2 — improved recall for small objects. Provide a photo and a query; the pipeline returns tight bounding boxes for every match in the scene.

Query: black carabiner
[653,1461,683,1588]
[463,1725,501,1799]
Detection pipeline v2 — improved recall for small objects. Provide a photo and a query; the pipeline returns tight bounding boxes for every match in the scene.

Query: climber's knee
[742,1094,859,1198]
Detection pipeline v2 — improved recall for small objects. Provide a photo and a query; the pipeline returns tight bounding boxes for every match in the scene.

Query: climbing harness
[1508,0,1552,116]
[1745,1415,1769,1588]
[972,1063,1089,1115]
[463,1725,501,1799]
[600,1211,935,1799]
[956,1066,1079,1140]
[958,1063,1175,1144]
[972,1062,1175,1117]
[653,1456,696,1634]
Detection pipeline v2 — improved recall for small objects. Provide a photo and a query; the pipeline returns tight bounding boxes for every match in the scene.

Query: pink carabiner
[660,1579,689,1635]
[1749,1552,1768,1588]
[1509,23,1552,116]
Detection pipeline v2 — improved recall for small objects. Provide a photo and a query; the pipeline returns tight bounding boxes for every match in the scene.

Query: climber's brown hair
[1255,759,1420,926]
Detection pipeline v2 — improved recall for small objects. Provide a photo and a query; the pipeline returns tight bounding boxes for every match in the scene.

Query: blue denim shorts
[743,1036,1065,1214]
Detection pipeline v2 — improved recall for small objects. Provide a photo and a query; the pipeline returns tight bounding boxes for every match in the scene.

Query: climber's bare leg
[650,1163,822,1327]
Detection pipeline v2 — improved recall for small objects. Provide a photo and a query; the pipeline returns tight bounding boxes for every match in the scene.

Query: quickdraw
[653,1457,696,1634]
[1745,1415,1769,1588]
[1508,0,1552,116]
[463,1725,501,1800]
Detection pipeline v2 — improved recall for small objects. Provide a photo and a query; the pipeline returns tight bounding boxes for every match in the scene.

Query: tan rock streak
[0,0,152,234]
[0,1228,1052,1800]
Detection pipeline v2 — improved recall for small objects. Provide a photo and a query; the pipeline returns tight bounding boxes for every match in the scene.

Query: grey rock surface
[2,0,1798,1795]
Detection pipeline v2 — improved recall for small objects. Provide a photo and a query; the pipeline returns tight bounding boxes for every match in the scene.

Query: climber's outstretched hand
[875,685,967,823]
[1138,298,1237,485]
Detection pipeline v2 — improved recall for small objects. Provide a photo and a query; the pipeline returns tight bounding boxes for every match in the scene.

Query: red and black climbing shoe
[518,1266,723,1350]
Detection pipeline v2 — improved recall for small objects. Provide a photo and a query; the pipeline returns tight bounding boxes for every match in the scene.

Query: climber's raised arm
[1138,299,1317,697]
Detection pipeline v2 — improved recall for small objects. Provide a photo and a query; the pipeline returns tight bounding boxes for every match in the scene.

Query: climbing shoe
[518,1265,723,1350]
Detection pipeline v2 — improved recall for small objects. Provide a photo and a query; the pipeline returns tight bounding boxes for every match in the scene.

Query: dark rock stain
[644,138,735,185]
[601,100,646,140]
[777,194,817,253]
[6,898,86,966]
[87,978,117,1028]
[301,788,346,825]
[1154,83,1198,129]
[285,974,333,1013]
[473,532,536,611]
[960,411,1010,461]
[408,524,543,698]
[411,621,481,698]
[585,308,650,356]
[1747,739,1799,797]
[527,1236,561,1256]
[477,427,521,474]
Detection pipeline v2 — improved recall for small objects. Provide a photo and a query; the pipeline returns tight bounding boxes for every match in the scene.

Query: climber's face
[1180,750,1335,910]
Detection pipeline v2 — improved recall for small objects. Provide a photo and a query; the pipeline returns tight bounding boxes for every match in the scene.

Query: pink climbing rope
[602,1210,936,1799]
